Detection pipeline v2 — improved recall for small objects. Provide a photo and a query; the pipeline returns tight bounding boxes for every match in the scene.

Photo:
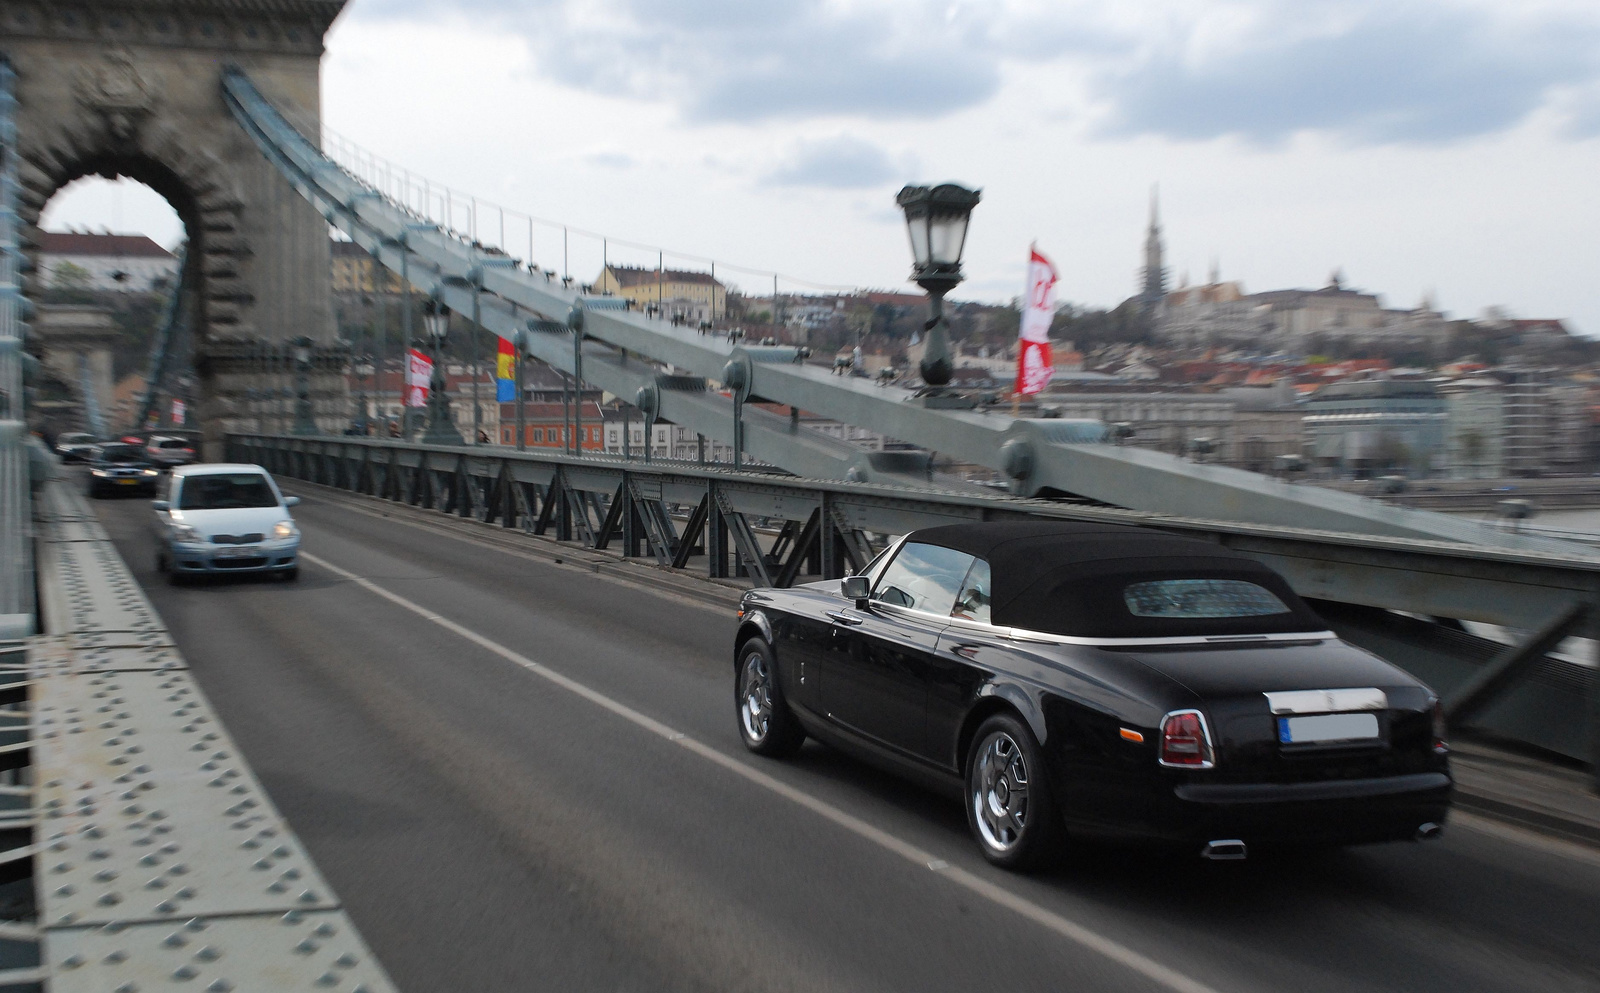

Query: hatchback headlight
[90,469,108,477]
[273,521,297,539]
[142,468,159,476]
[170,524,203,544]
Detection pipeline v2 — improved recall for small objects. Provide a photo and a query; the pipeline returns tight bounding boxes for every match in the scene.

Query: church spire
[1140,184,1167,313]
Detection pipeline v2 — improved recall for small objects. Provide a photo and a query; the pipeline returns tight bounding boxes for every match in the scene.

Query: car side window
[872,542,974,616]
[951,558,992,623]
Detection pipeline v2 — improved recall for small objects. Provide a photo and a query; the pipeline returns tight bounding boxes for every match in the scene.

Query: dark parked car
[86,443,161,498]
[733,521,1451,869]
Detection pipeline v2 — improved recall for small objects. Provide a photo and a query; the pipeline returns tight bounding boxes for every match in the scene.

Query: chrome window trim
[939,611,1332,648]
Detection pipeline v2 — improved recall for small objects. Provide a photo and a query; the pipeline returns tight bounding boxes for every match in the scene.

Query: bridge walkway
[85,476,1600,993]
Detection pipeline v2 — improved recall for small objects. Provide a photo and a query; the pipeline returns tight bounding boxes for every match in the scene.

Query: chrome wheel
[739,651,774,743]
[972,730,1030,852]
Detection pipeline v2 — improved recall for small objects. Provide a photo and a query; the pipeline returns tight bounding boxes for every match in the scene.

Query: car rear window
[99,445,144,463]
[1123,579,1290,619]
[157,439,188,449]
[177,474,278,510]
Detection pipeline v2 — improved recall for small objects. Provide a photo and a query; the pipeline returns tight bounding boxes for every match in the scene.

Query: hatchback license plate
[1279,713,1379,744]
[215,546,255,559]
[117,478,138,485]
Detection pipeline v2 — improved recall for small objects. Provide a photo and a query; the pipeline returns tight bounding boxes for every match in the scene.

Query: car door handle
[826,610,864,627]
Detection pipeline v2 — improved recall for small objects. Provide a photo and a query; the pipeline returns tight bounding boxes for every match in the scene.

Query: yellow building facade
[592,264,726,322]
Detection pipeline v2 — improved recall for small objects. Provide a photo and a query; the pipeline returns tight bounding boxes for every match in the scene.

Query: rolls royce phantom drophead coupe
[732,521,1451,869]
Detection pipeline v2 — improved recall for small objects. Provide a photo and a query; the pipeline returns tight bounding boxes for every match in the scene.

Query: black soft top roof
[908,521,1323,638]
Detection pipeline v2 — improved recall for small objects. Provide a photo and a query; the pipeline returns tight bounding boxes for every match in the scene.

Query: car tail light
[1431,700,1449,755]
[1159,710,1215,768]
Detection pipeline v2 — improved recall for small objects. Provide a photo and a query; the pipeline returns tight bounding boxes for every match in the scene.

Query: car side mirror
[284,496,301,507]
[151,500,170,512]
[841,575,871,607]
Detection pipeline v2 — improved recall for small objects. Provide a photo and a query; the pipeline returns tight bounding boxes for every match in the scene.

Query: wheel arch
[956,684,1048,774]
[733,612,774,670]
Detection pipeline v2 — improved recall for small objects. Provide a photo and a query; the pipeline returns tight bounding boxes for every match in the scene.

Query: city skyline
[40,0,1600,334]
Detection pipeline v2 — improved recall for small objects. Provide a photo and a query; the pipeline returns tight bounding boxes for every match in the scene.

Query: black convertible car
[733,521,1451,868]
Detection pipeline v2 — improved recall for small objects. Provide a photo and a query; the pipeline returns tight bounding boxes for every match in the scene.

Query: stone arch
[2,0,348,450]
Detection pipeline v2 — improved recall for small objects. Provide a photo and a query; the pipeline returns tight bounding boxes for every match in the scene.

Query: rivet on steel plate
[335,953,358,967]
[113,981,137,993]
[156,900,178,913]
[173,964,198,980]
[98,892,121,906]
[298,890,318,903]
[163,932,187,947]
[146,877,167,890]
[62,953,86,969]
[294,938,318,954]
[205,980,233,992]
[95,869,117,882]
[313,923,336,938]
[315,972,338,987]
[185,919,206,932]
[194,945,220,962]
[176,887,195,900]
[281,911,304,925]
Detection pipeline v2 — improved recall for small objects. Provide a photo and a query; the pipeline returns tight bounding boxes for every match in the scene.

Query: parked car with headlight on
[85,443,162,497]
[152,464,302,583]
[733,521,1452,869]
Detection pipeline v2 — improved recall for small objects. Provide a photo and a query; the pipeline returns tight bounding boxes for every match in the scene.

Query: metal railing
[231,433,1600,777]
[0,56,33,640]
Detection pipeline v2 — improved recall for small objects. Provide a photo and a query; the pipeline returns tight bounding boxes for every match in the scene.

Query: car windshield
[98,445,144,463]
[177,473,278,510]
[157,439,189,449]
[60,434,93,444]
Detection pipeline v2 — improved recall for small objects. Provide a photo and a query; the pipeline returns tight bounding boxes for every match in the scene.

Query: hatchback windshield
[177,473,279,510]
[98,445,145,464]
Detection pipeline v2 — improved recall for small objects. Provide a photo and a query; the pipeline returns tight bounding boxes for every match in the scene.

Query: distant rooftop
[40,232,174,259]
[603,264,723,288]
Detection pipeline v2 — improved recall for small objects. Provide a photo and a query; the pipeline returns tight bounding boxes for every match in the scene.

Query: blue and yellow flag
[496,336,516,402]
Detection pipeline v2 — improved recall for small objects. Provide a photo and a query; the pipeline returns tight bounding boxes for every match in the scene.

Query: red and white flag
[1015,245,1057,396]
[170,398,186,425]
[404,348,432,408]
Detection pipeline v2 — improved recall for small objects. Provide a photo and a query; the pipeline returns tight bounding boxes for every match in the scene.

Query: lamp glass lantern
[897,183,981,282]
[422,298,450,343]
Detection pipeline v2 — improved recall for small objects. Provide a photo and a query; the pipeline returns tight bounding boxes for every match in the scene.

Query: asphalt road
[88,481,1600,993]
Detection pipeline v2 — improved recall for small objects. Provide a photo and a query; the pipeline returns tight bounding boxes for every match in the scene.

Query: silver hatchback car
[153,464,302,583]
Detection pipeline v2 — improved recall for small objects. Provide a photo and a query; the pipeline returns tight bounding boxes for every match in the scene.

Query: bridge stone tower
[1,0,347,453]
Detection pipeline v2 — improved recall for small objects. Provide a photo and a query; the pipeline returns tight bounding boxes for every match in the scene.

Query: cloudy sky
[43,0,1600,333]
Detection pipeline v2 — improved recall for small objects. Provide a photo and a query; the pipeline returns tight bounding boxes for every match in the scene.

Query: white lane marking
[300,551,1220,993]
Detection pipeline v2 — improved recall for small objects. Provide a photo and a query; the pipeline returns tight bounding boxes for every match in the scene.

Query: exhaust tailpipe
[1415,822,1443,841]
[1200,839,1248,861]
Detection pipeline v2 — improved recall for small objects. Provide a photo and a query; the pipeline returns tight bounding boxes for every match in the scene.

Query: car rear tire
[965,712,1064,871]
[735,638,805,758]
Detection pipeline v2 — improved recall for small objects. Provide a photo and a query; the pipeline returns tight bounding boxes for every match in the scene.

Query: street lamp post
[291,336,317,435]
[420,290,464,445]
[896,183,981,409]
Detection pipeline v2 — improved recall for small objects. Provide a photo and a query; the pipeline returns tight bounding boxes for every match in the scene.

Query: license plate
[215,546,256,559]
[117,478,138,485]
[1278,713,1379,744]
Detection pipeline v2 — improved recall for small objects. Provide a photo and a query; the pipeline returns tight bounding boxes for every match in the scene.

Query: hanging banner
[1015,244,1057,396]
[405,348,432,408]
[170,398,186,425]
[495,336,516,403]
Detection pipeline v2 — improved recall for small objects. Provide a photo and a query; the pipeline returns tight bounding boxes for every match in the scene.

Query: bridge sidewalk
[286,480,1600,849]
[1450,740,1600,847]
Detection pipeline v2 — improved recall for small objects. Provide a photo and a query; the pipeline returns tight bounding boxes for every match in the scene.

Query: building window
[532,429,543,443]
